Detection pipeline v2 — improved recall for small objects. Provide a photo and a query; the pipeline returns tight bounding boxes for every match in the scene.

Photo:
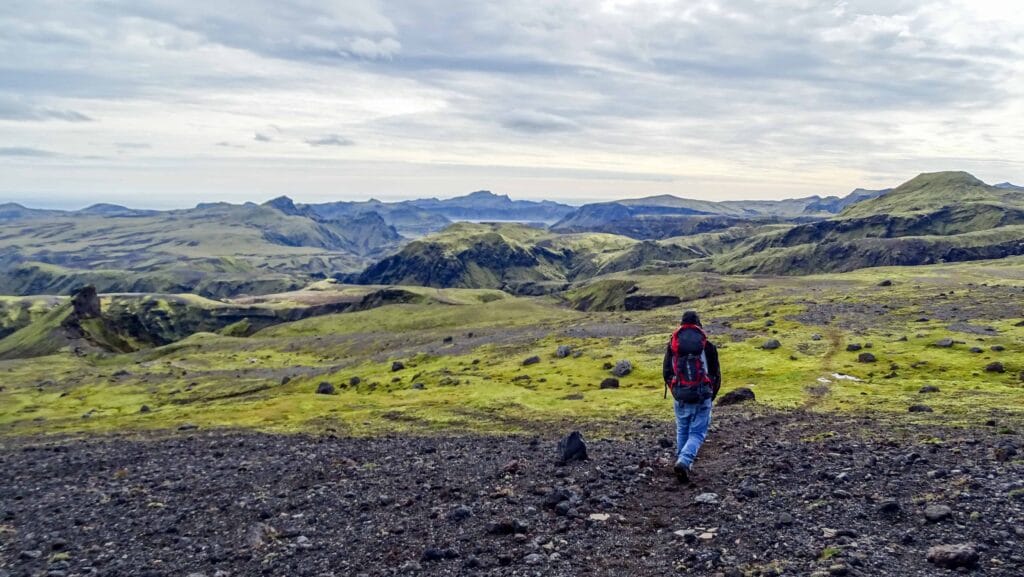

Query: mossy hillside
[1,260,1023,436]
[841,171,1024,218]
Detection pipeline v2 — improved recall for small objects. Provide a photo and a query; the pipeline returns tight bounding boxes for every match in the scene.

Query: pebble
[524,553,546,565]
[694,493,720,505]
[924,504,952,523]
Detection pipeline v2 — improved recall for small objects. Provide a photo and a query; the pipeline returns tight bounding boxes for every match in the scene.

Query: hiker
[663,310,721,483]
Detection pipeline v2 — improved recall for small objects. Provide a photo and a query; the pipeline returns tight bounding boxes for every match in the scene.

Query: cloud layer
[1,0,1021,207]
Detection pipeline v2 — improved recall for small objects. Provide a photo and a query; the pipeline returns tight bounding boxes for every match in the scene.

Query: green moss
[2,257,1024,436]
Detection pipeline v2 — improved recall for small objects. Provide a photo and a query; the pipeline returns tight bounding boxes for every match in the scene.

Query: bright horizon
[1,1,1022,209]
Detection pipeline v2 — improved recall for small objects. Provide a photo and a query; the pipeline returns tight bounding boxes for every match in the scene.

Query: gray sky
[1,0,1022,209]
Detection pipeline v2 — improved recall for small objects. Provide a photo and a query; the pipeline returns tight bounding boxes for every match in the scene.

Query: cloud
[305,134,355,147]
[216,141,245,148]
[114,142,151,150]
[0,0,1022,203]
[499,109,578,133]
[0,147,58,157]
[0,96,93,122]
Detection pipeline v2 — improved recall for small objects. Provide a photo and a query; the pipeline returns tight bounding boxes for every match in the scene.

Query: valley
[2,172,1023,577]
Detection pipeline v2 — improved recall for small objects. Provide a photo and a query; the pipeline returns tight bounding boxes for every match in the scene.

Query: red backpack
[666,323,712,403]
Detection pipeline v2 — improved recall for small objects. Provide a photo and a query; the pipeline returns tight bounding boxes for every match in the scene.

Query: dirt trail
[1,408,1021,577]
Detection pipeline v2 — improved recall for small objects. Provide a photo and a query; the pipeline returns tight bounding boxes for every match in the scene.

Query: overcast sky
[1,0,1022,208]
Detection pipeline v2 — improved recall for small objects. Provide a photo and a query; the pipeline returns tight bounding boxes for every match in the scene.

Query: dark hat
[681,310,701,326]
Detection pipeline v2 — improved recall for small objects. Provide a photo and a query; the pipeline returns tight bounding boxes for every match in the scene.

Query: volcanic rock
[924,504,952,523]
[611,360,632,377]
[985,362,1005,373]
[718,387,755,406]
[557,431,588,464]
[926,543,978,569]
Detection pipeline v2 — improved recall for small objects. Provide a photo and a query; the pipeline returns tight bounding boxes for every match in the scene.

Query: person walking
[663,310,721,483]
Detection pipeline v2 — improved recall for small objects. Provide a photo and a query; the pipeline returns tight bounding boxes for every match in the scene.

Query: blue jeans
[674,398,713,467]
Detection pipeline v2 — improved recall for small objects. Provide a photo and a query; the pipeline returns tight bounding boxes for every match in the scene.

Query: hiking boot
[673,461,690,484]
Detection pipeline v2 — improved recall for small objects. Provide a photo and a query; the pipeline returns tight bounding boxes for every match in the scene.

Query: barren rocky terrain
[2,407,1021,577]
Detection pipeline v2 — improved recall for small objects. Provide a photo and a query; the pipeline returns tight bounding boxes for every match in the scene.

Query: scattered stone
[349,376,361,386]
[556,345,572,358]
[985,362,1005,373]
[421,548,445,562]
[280,376,291,385]
[177,423,198,431]
[442,336,453,344]
[448,506,472,522]
[412,382,425,390]
[588,513,610,521]
[934,338,955,348]
[524,553,545,566]
[487,519,529,536]
[139,405,151,414]
[316,382,335,395]
[599,378,619,389]
[924,504,952,523]
[717,387,755,406]
[991,345,1005,352]
[969,347,983,353]
[523,356,541,366]
[926,543,979,569]
[811,334,822,341]
[877,500,901,515]
[908,404,933,413]
[846,343,862,352]
[762,339,781,350]
[557,431,588,464]
[994,443,1018,462]
[611,360,632,377]
[673,529,697,542]
[246,522,277,549]
[878,279,893,286]
[765,319,775,327]
[658,438,672,449]
[776,512,794,526]
[918,385,940,394]
[857,352,876,363]
[694,493,720,505]
[391,361,405,372]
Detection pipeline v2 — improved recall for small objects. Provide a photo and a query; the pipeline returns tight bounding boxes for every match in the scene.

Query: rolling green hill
[358,172,1024,284]
[356,223,703,293]
[0,202,402,297]
[710,172,1024,275]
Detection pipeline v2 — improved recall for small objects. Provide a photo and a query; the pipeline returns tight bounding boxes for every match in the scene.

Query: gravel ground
[1,407,1022,577]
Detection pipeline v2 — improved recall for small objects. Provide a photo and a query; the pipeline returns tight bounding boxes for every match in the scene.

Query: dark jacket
[663,335,722,398]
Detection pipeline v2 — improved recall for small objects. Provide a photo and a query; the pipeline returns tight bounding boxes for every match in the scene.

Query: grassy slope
[0,204,385,297]
[1,258,1022,436]
[841,171,1023,218]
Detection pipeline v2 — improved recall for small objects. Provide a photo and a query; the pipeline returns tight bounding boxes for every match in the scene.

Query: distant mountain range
[550,187,891,239]
[1,173,1022,297]
[357,172,1024,291]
